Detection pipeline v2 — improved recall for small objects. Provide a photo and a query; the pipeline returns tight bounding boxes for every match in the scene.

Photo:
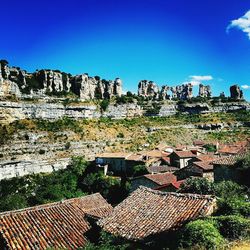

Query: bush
[178,177,215,195]
[179,220,224,249]
[214,181,246,200]
[216,197,250,217]
[131,165,148,177]
[215,215,250,240]
[100,99,109,112]
[38,149,46,154]
[117,132,124,138]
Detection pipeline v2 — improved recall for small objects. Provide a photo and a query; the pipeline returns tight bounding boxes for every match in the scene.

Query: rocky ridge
[0,60,122,100]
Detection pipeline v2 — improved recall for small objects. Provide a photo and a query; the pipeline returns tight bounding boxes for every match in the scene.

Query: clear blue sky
[1,0,250,99]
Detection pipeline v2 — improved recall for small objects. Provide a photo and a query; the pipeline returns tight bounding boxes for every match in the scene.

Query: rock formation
[170,84,193,100]
[138,80,159,99]
[160,85,170,100]
[0,60,122,101]
[230,85,243,100]
[198,84,212,98]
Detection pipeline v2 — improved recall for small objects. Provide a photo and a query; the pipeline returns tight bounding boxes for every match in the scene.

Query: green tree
[178,177,215,195]
[178,220,225,249]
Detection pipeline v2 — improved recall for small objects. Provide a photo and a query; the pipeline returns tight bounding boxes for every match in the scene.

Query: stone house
[169,150,197,168]
[213,153,249,185]
[95,152,133,174]
[175,161,214,181]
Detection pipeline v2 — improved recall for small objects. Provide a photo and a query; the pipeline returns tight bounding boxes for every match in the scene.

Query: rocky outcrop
[138,80,159,99]
[138,81,193,100]
[230,85,243,100]
[160,86,170,100]
[198,84,211,98]
[0,60,122,101]
[170,84,193,100]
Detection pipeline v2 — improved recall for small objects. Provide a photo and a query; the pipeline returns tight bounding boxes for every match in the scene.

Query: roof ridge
[0,193,101,216]
[138,186,214,200]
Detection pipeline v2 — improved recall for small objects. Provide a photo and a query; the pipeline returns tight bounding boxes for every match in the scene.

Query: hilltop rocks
[138,81,193,100]
[198,84,212,98]
[160,86,170,100]
[138,80,159,99]
[0,60,122,101]
[230,85,243,100]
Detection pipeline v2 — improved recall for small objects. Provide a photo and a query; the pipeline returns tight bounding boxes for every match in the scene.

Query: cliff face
[0,101,143,124]
[0,60,122,100]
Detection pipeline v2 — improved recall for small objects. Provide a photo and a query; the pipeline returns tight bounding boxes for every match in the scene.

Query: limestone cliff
[0,60,122,101]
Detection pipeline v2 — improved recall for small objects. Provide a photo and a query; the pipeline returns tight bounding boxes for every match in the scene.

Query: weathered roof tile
[0,193,112,250]
[99,187,215,241]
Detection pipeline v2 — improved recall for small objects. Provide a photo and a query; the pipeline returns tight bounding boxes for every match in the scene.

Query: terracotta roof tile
[67,193,113,219]
[96,152,132,159]
[0,193,112,249]
[99,187,215,241]
[195,154,217,162]
[173,151,196,158]
[213,152,248,166]
[193,161,214,171]
[144,172,177,186]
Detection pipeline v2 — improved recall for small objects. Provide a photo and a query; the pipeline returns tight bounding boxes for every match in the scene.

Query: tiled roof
[96,152,132,159]
[218,140,249,155]
[195,154,217,162]
[193,140,206,146]
[173,150,196,158]
[0,193,112,250]
[193,161,214,171]
[141,150,163,158]
[67,193,113,219]
[154,179,186,190]
[126,154,144,161]
[213,151,248,166]
[147,165,179,174]
[144,172,177,186]
[99,187,215,241]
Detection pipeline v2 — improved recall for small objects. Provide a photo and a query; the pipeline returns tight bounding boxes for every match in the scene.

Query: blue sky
[1,0,250,99]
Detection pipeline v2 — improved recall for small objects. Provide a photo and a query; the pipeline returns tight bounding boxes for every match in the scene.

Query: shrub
[216,197,250,217]
[178,177,215,195]
[214,181,246,200]
[131,165,148,177]
[38,149,46,154]
[117,132,124,138]
[215,215,250,240]
[179,220,224,249]
[100,99,109,112]
[65,142,71,150]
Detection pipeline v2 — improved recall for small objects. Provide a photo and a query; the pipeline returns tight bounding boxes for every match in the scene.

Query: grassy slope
[1,111,249,153]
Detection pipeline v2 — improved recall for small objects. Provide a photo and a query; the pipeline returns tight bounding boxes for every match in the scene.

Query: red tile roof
[154,180,186,191]
[195,154,217,162]
[213,152,247,166]
[193,140,206,146]
[193,161,214,171]
[173,150,196,158]
[144,172,177,186]
[99,187,215,241]
[67,193,113,219]
[0,193,112,250]
[147,165,179,174]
